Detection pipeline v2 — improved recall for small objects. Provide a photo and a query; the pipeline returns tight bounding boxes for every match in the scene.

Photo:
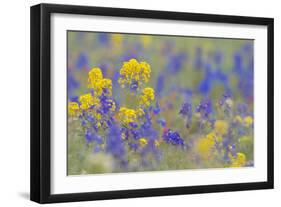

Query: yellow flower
[230,152,246,167]
[68,102,79,116]
[118,107,137,125]
[206,132,222,143]
[94,112,101,120]
[79,93,95,110]
[206,132,216,141]
[234,115,243,123]
[111,34,123,45]
[154,139,161,147]
[225,98,233,108]
[136,108,145,117]
[139,61,151,82]
[141,35,152,48]
[88,68,112,96]
[95,78,112,96]
[118,59,151,88]
[139,87,155,107]
[243,116,253,127]
[88,67,103,88]
[139,138,148,147]
[196,135,216,159]
[214,120,228,136]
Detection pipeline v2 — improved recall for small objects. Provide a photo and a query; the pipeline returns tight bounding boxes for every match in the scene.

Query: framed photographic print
[30,3,274,203]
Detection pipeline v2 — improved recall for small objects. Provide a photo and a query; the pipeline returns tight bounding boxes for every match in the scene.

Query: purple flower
[156,73,165,96]
[84,130,103,145]
[106,124,126,160]
[153,102,161,115]
[179,102,192,118]
[196,98,212,119]
[76,52,89,70]
[166,53,187,74]
[129,122,138,128]
[162,129,184,146]
[98,33,109,45]
[157,118,166,127]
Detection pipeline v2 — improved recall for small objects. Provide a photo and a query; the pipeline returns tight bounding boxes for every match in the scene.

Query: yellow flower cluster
[139,87,155,107]
[79,93,96,110]
[88,67,112,96]
[230,152,246,167]
[118,107,144,125]
[196,132,216,159]
[118,59,151,88]
[214,120,228,136]
[68,102,80,116]
[196,120,228,158]
[234,115,253,127]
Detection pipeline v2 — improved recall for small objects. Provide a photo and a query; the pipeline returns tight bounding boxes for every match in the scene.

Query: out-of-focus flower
[230,152,246,167]
[217,93,233,116]
[111,34,123,46]
[156,73,165,96]
[196,98,212,119]
[68,72,80,97]
[85,129,103,145]
[106,124,126,164]
[139,87,155,107]
[141,35,152,48]
[153,101,161,115]
[219,93,233,108]
[179,102,192,117]
[243,116,253,127]
[207,132,222,143]
[136,108,145,117]
[234,115,243,123]
[157,118,166,127]
[154,139,161,147]
[179,101,193,128]
[198,63,212,94]
[139,138,148,147]
[98,33,109,45]
[166,53,187,74]
[68,102,80,116]
[196,134,216,159]
[162,129,184,146]
[76,52,89,70]
[193,47,203,69]
[118,59,151,90]
[214,120,228,136]
[214,50,223,65]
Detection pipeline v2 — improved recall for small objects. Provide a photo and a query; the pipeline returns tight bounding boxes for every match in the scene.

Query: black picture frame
[30,3,274,204]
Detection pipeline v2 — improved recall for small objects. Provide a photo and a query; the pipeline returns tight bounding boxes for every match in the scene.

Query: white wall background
[0,0,279,206]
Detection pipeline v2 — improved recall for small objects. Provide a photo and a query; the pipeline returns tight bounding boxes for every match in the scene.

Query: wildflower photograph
[67,31,254,175]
